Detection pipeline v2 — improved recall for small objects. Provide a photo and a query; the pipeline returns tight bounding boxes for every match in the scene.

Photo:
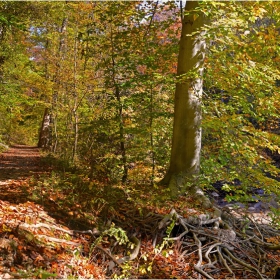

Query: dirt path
[0,146,105,278]
[0,145,49,204]
[0,145,45,180]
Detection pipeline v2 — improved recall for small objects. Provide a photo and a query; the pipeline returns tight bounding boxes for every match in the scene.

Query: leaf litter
[0,145,280,279]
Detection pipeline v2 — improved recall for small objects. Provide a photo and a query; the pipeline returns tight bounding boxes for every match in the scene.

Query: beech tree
[160,1,211,206]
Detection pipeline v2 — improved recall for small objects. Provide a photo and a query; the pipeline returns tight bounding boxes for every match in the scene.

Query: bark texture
[162,1,209,206]
[38,108,51,149]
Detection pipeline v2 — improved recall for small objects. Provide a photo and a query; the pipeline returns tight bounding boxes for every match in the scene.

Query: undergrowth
[1,150,280,278]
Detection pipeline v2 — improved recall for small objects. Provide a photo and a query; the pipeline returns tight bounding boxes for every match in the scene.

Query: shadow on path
[0,145,49,204]
[0,146,105,278]
[0,145,92,230]
[0,145,45,180]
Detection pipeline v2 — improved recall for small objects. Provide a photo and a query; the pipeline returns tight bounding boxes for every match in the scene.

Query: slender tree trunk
[109,21,128,183]
[149,85,155,184]
[72,33,79,161]
[161,1,210,207]
[52,16,68,153]
[115,86,128,183]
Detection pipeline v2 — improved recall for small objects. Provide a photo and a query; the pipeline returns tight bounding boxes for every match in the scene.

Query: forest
[0,1,280,279]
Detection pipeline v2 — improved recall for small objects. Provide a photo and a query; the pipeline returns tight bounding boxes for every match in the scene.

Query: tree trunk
[72,32,79,162]
[38,108,51,149]
[115,86,128,183]
[108,19,128,183]
[161,1,210,207]
[149,85,155,184]
[51,16,68,153]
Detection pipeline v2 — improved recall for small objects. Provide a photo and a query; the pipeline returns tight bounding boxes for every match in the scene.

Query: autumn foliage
[0,1,280,279]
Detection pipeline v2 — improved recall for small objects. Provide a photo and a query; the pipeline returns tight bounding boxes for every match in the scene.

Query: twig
[247,215,264,241]
[193,232,215,279]
[223,253,238,268]
[144,1,159,38]
[166,230,189,241]
[251,235,280,250]
[223,247,264,279]
[217,246,234,276]
[204,242,222,267]
[118,236,141,264]
[193,233,202,267]
[95,245,121,265]
[194,265,214,280]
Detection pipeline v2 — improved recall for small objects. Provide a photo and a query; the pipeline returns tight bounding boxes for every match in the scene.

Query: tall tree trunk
[72,32,79,161]
[109,20,128,183]
[149,85,155,184]
[115,86,128,183]
[161,1,210,207]
[52,16,68,153]
[38,108,51,149]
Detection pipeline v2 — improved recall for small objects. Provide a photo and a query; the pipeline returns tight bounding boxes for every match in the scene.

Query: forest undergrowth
[0,146,280,279]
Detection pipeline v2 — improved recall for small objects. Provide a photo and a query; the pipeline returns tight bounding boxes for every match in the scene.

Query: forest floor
[0,145,105,279]
[0,145,280,279]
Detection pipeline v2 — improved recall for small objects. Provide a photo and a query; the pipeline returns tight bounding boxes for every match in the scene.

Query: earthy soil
[0,145,105,278]
[0,145,50,204]
[0,145,45,180]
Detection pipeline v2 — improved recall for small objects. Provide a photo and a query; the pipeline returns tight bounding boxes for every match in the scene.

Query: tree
[199,2,280,206]
[0,2,46,145]
[160,1,211,206]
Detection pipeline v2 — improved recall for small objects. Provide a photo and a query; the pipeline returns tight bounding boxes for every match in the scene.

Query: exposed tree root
[153,207,279,279]
[91,205,280,279]
[93,236,140,267]
[2,198,278,278]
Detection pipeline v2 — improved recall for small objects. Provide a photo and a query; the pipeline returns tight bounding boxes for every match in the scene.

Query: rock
[211,192,219,198]
[2,273,12,279]
[269,198,279,209]
[250,187,265,195]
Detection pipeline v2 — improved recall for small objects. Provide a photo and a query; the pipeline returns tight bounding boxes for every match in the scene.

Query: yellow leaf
[193,13,199,21]
[88,182,94,190]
